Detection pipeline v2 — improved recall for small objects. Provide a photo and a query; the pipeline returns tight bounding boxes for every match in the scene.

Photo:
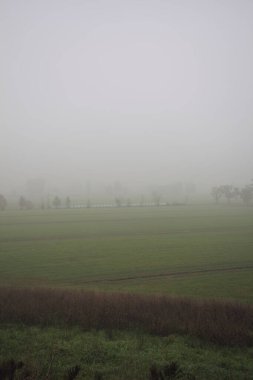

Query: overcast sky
[1,0,253,194]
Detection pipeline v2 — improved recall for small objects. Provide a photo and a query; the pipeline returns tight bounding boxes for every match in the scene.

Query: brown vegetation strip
[0,287,252,346]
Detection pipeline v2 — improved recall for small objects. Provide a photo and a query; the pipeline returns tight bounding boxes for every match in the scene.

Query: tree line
[211,183,253,205]
[0,183,253,211]
[0,195,72,211]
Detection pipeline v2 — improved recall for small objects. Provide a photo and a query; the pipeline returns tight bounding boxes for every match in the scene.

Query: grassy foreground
[1,324,253,380]
[0,288,252,379]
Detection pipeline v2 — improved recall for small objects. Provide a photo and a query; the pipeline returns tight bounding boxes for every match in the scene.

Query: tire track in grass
[1,226,252,243]
[79,265,253,284]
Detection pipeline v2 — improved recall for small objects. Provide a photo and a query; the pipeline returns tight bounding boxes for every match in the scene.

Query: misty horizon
[1,0,253,195]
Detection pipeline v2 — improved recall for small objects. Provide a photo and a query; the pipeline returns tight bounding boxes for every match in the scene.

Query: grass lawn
[0,205,253,301]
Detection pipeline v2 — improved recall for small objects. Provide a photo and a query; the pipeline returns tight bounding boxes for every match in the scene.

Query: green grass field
[0,204,253,302]
[1,205,253,379]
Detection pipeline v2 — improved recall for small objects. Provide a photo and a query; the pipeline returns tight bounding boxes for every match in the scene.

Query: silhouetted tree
[52,196,61,208]
[65,196,71,208]
[152,191,161,206]
[184,182,196,203]
[212,185,239,204]
[19,196,27,210]
[25,200,34,209]
[240,185,253,206]
[0,194,7,211]
[221,185,239,203]
[115,197,122,207]
[139,194,145,207]
[19,196,33,210]
[211,186,223,203]
[46,197,51,209]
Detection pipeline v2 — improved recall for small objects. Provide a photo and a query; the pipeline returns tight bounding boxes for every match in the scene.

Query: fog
[1,0,253,198]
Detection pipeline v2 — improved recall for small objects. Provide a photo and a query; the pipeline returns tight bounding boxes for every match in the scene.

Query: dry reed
[0,287,252,346]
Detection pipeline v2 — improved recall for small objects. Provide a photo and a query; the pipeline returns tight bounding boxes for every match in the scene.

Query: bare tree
[52,196,61,208]
[240,185,253,206]
[115,197,122,207]
[139,194,145,207]
[0,194,7,210]
[152,191,161,206]
[25,200,34,209]
[212,185,239,204]
[19,196,33,210]
[211,186,223,203]
[221,185,239,203]
[65,196,71,208]
[19,196,27,210]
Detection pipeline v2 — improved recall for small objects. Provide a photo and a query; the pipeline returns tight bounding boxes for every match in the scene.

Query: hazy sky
[1,0,253,193]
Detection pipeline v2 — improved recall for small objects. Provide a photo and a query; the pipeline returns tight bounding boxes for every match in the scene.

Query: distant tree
[0,194,7,210]
[25,200,34,209]
[126,198,131,207]
[171,182,183,202]
[46,197,51,209]
[115,197,122,207]
[184,182,196,203]
[86,199,91,208]
[240,185,253,206]
[52,196,61,208]
[19,196,33,210]
[65,196,71,208]
[152,191,161,207]
[41,201,45,210]
[212,185,242,204]
[19,196,27,210]
[211,186,223,203]
[139,194,145,207]
[221,185,239,203]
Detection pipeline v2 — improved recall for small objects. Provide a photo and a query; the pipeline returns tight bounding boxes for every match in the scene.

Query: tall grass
[0,287,252,346]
